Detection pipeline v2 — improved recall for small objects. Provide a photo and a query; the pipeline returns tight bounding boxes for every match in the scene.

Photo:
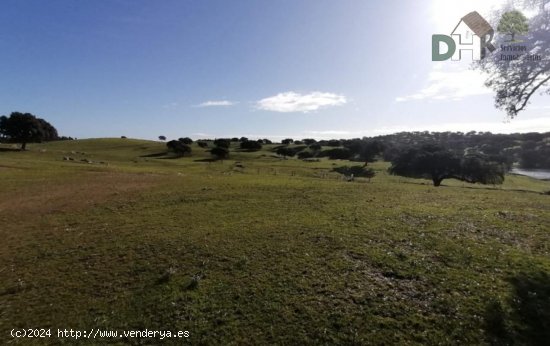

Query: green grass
[1,139,549,345]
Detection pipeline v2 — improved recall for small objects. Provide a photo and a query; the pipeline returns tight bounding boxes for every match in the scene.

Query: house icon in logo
[451,11,496,60]
[432,11,496,61]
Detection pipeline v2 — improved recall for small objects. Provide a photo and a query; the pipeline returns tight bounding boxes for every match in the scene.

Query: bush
[197,141,208,148]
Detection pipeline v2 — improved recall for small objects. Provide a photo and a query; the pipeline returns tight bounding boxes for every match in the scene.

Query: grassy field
[1,138,549,345]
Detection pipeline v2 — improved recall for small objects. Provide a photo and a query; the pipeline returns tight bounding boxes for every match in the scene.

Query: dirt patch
[0,171,164,217]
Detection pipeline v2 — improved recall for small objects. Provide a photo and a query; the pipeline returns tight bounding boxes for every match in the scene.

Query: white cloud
[373,117,550,135]
[256,91,347,113]
[396,64,491,102]
[194,100,237,107]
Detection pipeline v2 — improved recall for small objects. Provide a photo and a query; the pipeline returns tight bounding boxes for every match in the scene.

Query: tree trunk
[432,177,443,187]
[21,142,27,151]
[511,33,515,41]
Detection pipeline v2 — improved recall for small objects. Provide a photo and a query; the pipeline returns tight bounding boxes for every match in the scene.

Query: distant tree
[497,10,529,42]
[276,147,296,158]
[121,136,127,139]
[210,146,229,160]
[179,137,193,145]
[158,135,166,141]
[262,138,273,144]
[166,140,192,156]
[197,141,208,148]
[240,140,262,151]
[213,138,230,148]
[343,139,384,161]
[0,112,58,150]
[239,137,248,142]
[281,138,294,145]
[302,138,316,145]
[363,140,384,161]
[318,147,351,160]
[297,151,314,159]
[327,139,341,147]
[309,143,322,151]
[231,137,239,142]
[294,140,303,145]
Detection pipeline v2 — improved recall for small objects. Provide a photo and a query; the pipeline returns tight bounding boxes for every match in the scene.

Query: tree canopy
[240,139,262,151]
[388,144,505,186]
[210,146,229,160]
[166,139,192,156]
[213,138,231,148]
[0,112,58,150]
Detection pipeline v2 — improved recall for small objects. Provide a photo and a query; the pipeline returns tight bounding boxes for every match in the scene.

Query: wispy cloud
[194,100,237,107]
[256,91,347,113]
[396,64,491,102]
[373,117,550,134]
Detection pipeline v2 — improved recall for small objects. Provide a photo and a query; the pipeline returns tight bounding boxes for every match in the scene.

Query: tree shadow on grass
[139,152,169,158]
[0,147,22,152]
[485,271,550,346]
[193,158,218,163]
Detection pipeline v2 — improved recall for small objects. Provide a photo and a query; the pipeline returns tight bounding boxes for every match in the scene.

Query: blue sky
[1,0,549,140]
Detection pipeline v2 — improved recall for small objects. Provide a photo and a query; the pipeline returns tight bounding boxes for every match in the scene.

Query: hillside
[1,138,549,345]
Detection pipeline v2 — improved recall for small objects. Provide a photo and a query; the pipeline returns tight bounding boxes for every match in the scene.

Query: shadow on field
[485,271,550,346]
[194,158,218,162]
[140,152,169,158]
[0,147,21,152]
[398,180,542,194]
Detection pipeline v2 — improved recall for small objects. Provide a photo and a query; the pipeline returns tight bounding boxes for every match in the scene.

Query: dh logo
[432,11,496,61]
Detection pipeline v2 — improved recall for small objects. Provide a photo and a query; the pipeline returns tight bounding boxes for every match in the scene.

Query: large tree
[389,145,505,186]
[0,112,58,150]
[475,3,550,118]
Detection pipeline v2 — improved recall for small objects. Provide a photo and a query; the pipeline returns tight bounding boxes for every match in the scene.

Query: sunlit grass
[1,139,549,344]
